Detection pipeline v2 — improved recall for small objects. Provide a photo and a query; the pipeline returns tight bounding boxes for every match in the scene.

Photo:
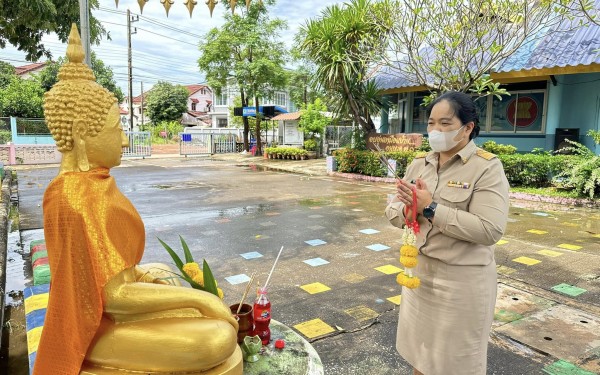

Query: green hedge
[333,149,416,177]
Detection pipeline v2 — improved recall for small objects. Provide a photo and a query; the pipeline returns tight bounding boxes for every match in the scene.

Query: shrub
[304,139,317,151]
[498,154,581,188]
[556,156,600,198]
[481,140,517,155]
[333,148,415,177]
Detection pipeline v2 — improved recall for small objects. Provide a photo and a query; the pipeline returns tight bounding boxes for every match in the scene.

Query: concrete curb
[0,168,13,348]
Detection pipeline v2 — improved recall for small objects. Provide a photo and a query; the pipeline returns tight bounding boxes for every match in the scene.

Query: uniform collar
[425,140,477,165]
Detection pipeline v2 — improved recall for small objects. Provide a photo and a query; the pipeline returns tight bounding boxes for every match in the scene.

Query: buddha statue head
[44,24,128,173]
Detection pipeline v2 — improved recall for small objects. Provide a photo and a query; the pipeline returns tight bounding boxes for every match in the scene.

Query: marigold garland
[397,186,421,289]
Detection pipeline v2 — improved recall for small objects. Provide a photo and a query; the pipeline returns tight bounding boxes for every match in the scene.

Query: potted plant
[304,139,318,159]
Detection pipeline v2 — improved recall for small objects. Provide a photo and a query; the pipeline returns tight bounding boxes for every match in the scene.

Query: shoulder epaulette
[476,148,497,160]
[414,152,427,159]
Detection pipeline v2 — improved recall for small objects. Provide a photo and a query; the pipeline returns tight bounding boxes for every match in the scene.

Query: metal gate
[179,133,237,155]
[123,131,151,158]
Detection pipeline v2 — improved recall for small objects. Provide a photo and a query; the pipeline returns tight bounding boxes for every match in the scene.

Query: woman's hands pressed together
[395,178,433,216]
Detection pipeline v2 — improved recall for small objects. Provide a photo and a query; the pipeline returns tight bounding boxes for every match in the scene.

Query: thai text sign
[367,133,423,152]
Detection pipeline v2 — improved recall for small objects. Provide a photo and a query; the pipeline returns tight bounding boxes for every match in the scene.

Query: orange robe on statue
[33,168,145,374]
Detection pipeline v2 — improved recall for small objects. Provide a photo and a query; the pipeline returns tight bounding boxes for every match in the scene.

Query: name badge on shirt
[447,180,470,189]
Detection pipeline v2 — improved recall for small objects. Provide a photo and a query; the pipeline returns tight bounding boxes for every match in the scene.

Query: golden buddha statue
[34,24,242,375]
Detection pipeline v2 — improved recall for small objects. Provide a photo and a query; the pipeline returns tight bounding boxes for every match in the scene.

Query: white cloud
[1,0,343,97]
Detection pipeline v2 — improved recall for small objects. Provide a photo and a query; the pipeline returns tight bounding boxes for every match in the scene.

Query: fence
[123,132,152,158]
[325,126,354,154]
[179,133,238,156]
[0,144,61,165]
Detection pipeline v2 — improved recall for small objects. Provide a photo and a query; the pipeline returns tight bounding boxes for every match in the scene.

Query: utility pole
[127,9,138,131]
[140,81,145,129]
[78,0,91,66]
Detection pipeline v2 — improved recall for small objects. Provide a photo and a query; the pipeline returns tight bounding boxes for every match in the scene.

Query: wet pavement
[7,154,600,374]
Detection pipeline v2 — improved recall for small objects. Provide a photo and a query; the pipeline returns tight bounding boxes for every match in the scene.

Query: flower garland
[396,186,421,289]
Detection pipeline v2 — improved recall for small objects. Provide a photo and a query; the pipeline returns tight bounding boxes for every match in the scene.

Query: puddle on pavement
[216,204,275,219]
[4,202,30,307]
[151,181,209,190]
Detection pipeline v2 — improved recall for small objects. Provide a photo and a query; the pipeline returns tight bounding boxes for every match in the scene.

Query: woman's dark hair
[426,91,480,140]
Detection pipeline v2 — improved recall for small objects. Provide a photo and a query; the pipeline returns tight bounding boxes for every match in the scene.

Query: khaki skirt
[396,255,497,375]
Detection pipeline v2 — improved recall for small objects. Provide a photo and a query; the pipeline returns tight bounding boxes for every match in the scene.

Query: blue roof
[376,3,600,91]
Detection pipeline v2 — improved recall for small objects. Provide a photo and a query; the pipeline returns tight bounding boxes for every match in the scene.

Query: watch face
[423,207,434,218]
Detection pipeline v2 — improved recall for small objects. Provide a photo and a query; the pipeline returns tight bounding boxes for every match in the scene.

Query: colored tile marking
[300,282,331,294]
[224,274,251,285]
[387,295,402,305]
[512,257,541,266]
[496,265,517,275]
[305,239,327,246]
[294,319,335,339]
[496,240,509,245]
[342,273,366,283]
[542,360,597,375]
[359,229,380,235]
[344,306,379,321]
[537,250,563,258]
[532,212,550,217]
[303,258,330,267]
[240,251,263,260]
[557,243,582,251]
[375,265,403,275]
[24,284,50,373]
[366,244,390,252]
[551,283,587,297]
[527,229,548,235]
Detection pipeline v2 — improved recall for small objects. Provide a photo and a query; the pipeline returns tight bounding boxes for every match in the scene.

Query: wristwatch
[423,201,438,221]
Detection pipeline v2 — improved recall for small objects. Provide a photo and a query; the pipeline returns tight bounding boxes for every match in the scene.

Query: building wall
[188,88,213,112]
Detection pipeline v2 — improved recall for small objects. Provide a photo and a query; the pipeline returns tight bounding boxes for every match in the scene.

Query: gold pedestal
[80,346,243,375]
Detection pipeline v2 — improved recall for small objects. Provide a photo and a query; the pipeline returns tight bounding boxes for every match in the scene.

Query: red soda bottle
[253,287,271,345]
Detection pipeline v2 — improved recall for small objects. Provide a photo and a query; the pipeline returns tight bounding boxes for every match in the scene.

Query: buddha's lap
[86,316,238,371]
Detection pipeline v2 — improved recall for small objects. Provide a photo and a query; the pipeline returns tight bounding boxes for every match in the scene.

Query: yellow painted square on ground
[496,239,509,245]
[497,265,517,275]
[342,273,366,283]
[527,229,548,235]
[561,222,579,227]
[594,234,600,238]
[375,264,403,275]
[557,243,582,251]
[294,319,335,339]
[387,295,402,305]
[24,293,49,314]
[300,282,331,295]
[27,326,43,354]
[345,305,379,322]
[512,256,542,266]
[537,249,564,258]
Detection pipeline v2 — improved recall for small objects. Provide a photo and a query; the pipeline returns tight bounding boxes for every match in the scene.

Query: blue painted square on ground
[305,239,327,246]
[225,274,251,285]
[303,258,330,267]
[359,229,380,235]
[532,212,550,217]
[240,251,263,260]
[366,244,391,251]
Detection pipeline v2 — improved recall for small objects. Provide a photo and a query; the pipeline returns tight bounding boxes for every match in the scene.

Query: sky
[1,0,343,97]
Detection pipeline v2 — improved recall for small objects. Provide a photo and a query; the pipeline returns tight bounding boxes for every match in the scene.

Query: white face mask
[428,126,465,152]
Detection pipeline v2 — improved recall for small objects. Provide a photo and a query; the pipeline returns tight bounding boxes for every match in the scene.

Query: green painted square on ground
[542,360,596,375]
[494,309,524,323]
[551,283,587,297]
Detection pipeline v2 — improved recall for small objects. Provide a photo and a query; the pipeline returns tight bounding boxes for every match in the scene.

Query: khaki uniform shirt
[385,140,509,266]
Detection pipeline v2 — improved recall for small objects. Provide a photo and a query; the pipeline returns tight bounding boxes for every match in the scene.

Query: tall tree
[0,61,17,89]
[385,0,568,101]
[37,52,124,102]
[0,0,108,61]
[297,0,394,134]
[145,81,189,123]
[198,0,287,154]
[549,0,600,26]
[0,78,45,118]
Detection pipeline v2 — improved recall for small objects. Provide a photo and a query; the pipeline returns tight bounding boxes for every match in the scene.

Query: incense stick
[263,246,284,290]
[372,143,400,180]
[236,272,256,314]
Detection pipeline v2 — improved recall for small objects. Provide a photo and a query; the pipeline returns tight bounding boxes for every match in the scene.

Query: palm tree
[297,0,393,133]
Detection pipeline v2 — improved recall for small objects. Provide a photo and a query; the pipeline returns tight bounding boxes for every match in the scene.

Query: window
[217,118,228,128]
[489,91,545,133]
[274,92,287,107]
[411,95,428,133]
[192,102,197,111]
[215,92,228,106]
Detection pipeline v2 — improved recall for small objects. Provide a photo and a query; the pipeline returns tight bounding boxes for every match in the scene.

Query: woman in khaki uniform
[385,91,509,375]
